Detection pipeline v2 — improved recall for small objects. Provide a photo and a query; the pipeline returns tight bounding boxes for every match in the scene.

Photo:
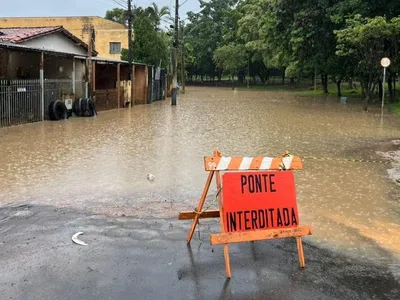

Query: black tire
[87,99,97,117]
[80,98,97,117]
[73,98,83,116]
[48,100,68,121]
[81,98,90,117]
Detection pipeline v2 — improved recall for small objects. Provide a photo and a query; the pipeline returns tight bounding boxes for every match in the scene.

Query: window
[109,42,121,54]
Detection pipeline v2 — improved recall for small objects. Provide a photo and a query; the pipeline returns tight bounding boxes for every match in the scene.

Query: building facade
[0,27,94,79]
[0,17,128,59]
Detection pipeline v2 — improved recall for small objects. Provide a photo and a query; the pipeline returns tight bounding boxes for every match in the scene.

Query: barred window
[109,42,121,54]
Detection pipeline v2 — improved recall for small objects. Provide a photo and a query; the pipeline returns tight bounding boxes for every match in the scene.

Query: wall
[0,17,128,59]
[22,32,87,56]
[8,50,41,79]
[95,63,117,90]
[4,49,86,80]
[134,65,147,105]
[0,49,9,78]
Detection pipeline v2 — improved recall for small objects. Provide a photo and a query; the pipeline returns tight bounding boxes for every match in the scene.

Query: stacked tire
[48,100,69,121]
[73,98,97,117]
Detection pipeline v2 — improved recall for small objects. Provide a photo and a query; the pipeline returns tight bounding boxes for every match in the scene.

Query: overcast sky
[0,0,200,24]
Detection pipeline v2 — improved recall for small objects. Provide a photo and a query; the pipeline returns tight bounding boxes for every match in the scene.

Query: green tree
[108,5,170,68]
[335,15,393,109]
[214,43,248,88]
[185,0,241,81]
[149,2,171,28]
[105,8,128,25]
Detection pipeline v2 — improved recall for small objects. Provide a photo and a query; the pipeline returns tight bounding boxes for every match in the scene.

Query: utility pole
[180,20,185,94]
[88,24,94,97]
[127,0,133,79]
[171,0,179,105]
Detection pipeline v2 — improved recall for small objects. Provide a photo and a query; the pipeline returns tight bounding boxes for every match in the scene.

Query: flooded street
[1,87,400,299]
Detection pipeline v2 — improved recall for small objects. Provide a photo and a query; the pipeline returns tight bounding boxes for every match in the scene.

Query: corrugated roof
[0,26,61,43]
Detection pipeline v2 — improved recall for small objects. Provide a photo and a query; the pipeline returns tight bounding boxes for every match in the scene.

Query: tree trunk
[378,79,383,100]
[364,93,370,111]
[290,77,295,84]
[363,79,373,111]
[348,78,354,89]
[360,81,366,99]
[281,68,286,84]
[321,74,328,94]
[337,80,342,97]
[388,73,394,103]
[394,75,397,102]
[258,73,265,85]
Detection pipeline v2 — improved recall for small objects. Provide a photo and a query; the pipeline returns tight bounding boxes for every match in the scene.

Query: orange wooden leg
[216,170,231,278]
[223,244,231,278]
[296,237,305,268]
[186,171,214,243]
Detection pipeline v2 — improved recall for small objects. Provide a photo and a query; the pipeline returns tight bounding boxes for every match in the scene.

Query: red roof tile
[0,26,61,43]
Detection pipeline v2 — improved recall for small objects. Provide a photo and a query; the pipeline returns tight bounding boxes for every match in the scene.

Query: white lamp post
[380,57,391,116]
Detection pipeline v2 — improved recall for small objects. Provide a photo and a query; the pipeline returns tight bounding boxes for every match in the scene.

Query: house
[0,17,128,59]
[0,26,96,80]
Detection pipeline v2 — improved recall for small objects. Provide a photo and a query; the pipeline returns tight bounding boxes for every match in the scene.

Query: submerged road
[0,87,399,299]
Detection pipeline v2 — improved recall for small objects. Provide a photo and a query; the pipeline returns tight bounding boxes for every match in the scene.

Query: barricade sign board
[223,171,299,233]
[178,150,312,278]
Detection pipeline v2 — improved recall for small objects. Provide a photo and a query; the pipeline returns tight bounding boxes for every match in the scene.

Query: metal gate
[44,79,73,120]
[0,79,42,127]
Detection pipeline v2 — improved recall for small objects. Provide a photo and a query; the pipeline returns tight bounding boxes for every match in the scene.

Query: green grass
[296,83,362,98]
[389,103,400,116]
[235,82,363,98]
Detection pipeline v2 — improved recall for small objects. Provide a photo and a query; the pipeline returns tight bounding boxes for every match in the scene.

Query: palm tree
[150,2,171,28]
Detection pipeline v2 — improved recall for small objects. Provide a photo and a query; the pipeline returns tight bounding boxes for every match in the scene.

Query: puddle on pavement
[0,87,399,262]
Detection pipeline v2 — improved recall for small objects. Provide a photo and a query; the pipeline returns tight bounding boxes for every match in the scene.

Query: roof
[74,56,148,66]
[0,27,59,43]
[0,26,97,55]
[0,41,87,58]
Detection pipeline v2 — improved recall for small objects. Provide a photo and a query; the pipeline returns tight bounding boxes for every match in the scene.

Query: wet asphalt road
[0,204,399,300]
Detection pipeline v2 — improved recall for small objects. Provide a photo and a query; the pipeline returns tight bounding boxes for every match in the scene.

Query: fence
[0,79,42,127]
[95,87,124,111]
[0,79,87,127]
[149,67,166,103]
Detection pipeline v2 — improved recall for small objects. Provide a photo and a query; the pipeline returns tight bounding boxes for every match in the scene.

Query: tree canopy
[105,3,171,68]
[180,0,400,109]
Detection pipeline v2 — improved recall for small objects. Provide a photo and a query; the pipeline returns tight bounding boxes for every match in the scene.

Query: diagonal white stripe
[217,157,231,170]
[282,157,293,169]
[239,157,253,170]
[260,157,273,170]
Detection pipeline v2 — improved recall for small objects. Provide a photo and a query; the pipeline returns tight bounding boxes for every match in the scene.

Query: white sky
[0,0,200,23]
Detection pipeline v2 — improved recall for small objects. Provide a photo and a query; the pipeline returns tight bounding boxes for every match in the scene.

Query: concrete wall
[22,32,87,56]
[0,17,128,59]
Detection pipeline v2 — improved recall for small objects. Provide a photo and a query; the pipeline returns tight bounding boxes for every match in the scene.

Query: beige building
[0,16,128,59]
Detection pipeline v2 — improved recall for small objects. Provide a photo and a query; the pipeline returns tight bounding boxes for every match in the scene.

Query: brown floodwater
[0,87,399,262]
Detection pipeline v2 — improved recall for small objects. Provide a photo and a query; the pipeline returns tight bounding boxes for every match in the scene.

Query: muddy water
[0,87,399,262]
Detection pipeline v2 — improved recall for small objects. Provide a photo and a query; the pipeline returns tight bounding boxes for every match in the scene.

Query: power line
[180,0,190,7]
[113,0,128,9]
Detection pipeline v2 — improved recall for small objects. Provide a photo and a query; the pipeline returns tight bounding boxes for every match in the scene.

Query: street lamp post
[171,0,179,106]
[380,57,391,116]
